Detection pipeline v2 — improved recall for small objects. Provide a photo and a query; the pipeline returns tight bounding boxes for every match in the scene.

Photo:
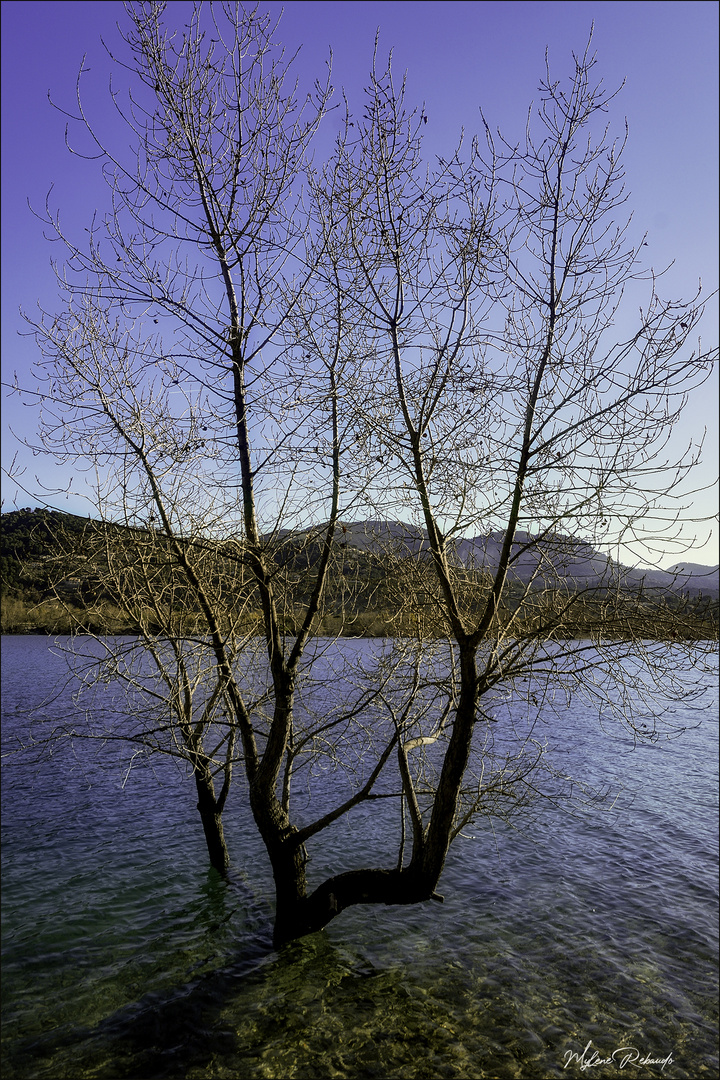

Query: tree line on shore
[2,507,716,639]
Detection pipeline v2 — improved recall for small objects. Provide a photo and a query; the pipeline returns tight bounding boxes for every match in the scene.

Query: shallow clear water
[1,635,718,1079]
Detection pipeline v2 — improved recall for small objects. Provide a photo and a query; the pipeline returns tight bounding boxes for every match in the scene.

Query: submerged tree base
[272,867,446,948]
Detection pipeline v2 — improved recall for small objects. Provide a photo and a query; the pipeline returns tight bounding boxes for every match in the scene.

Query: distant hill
[662,563,720,595]
[323,519,719,599]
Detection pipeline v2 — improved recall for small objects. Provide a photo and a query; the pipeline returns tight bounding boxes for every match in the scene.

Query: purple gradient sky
[1,1,718,566]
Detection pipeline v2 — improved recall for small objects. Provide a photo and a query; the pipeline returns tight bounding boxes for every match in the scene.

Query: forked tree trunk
[252,778,445,947]
[269,649,479,947]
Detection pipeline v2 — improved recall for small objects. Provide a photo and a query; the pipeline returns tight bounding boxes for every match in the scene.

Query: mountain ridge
[321,518,719,598]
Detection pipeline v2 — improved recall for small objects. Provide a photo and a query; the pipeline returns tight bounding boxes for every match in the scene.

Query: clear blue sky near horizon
[1,0,718,568]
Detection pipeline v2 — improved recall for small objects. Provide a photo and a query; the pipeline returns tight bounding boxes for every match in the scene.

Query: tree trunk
[249,794,312,947]
[418,644,478,880]
[270,840,311,948]
[272,861,444,947]
[194,768,230,875]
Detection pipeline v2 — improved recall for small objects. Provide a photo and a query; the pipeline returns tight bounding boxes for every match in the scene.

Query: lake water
[1,635,718,1079]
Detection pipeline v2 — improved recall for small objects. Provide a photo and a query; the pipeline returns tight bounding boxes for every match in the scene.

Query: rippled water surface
[2,636,718,1078]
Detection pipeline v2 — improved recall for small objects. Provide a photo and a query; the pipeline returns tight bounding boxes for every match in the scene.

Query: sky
[1,0,718,567]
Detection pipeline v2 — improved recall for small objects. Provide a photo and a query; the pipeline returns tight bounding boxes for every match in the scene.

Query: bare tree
[303,40,718,915]
[19,0,340,882]
[10,4,717,947]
